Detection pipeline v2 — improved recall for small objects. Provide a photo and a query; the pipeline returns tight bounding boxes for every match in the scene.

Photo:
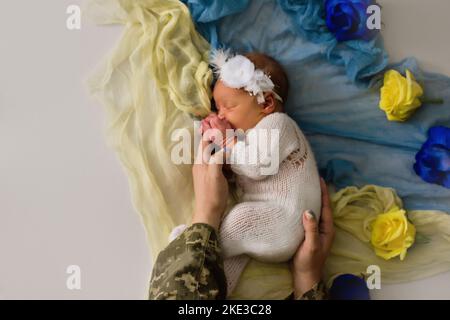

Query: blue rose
[325,0,378,42]
[414,126,450,189]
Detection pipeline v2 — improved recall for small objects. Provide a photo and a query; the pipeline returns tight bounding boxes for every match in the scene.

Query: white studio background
[0,0,449,299]
[0,0,150,299]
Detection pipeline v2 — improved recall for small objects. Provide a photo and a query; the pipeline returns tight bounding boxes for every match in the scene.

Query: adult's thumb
[209,149,226,167]
[303,210,320,249]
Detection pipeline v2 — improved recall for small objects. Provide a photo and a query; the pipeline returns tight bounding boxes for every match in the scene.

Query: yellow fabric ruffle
[231,185,450,299]
[87,0,213,260]
[325,185,450,286]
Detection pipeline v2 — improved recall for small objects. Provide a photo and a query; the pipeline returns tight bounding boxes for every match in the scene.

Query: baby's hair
[244,53,289,111]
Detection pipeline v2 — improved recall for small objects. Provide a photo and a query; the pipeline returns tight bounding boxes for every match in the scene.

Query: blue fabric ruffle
[182,0,450,212]
[182,0,388,82]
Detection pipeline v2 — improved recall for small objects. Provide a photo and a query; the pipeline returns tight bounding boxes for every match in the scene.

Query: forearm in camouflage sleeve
[148,223,227,300]
[285,281,328,300]
[294,281,328,300]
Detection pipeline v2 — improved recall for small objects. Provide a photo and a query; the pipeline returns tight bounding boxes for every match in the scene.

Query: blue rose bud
[414,126,450,189]
[325,0,378,42]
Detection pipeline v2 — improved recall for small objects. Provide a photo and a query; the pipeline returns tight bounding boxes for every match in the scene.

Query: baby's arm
[228,113,301,180]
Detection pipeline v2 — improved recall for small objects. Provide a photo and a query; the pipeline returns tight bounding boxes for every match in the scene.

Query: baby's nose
[217,110,226,120]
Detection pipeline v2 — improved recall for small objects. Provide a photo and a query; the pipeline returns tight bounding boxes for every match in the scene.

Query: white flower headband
[210,48,284,104]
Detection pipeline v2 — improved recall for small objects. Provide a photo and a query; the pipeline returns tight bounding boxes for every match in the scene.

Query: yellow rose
[379,69,424,122]
[370,206,416,261]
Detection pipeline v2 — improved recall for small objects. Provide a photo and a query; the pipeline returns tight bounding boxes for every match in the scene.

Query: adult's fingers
[208,149,226,169]
[195,136,214,165]
[319,178,335,251]
[302,210,320,252]
[319,178,334,234]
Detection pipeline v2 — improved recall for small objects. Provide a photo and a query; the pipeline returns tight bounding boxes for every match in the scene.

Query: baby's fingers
[200,118,213,134]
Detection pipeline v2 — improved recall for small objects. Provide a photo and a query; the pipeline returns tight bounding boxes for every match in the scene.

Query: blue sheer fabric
[182,0,450,212]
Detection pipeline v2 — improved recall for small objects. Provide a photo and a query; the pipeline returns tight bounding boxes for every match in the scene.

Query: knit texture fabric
[220,112,322,295]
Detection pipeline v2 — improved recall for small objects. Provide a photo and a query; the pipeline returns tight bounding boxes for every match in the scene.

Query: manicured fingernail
[305,210,316,220]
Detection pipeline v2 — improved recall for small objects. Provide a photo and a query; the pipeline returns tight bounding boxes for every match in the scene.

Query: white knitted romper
[220,112,322,296]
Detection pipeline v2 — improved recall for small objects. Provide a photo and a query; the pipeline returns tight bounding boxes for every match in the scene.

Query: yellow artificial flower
[370,206,416,261]
[379,69,424,122]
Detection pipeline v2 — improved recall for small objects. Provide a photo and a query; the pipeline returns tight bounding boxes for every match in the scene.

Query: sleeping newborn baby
[200,49,322,295]
[170,49,322,296]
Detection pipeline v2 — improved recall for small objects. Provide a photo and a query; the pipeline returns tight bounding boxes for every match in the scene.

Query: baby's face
[212,80,265,132]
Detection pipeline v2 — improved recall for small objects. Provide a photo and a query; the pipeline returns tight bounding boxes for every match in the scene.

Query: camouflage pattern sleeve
[148,223,227,300]
[296,281,328,300]
[285,281,328,300]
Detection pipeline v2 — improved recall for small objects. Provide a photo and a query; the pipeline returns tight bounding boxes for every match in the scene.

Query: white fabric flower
[221,55,255,89]
[210,48,230,76]
[209,48,283,104]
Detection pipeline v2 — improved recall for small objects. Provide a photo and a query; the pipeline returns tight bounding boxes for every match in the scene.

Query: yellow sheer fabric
[325,185,450,286]
[87,0,450,299]
[231,185,450,299]
[87,0,213,259]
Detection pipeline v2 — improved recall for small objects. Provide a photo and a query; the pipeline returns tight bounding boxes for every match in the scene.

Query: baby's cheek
[229,118,240,130]
[229,113,243,128]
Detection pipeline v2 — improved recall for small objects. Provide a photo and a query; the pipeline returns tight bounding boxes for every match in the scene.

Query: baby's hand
[201,113,233,147]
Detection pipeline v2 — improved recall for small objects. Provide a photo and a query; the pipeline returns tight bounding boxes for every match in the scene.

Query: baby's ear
[261,92,276,114]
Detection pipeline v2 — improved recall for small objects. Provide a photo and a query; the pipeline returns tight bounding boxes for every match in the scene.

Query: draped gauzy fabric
[87,0,213,260]
[181,0,389,82]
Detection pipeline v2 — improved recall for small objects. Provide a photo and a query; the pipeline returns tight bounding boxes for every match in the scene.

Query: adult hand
[291,178,335,298]
[191,138,229,231]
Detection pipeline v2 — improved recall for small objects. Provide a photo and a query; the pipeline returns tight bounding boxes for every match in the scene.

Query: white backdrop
[0,0,449,299]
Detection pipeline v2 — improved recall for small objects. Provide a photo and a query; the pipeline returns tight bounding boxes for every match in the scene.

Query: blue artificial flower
[329,274,370,300]
[325,0,378,42]
[414,126,450,189]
